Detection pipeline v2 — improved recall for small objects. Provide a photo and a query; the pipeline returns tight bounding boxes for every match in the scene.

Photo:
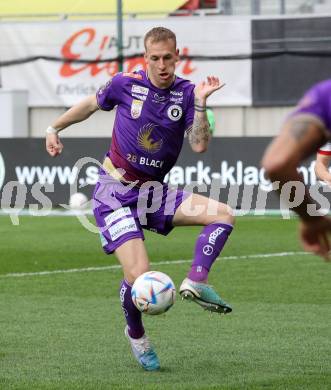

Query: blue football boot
[179,278,232,314]
[125,326,160,371]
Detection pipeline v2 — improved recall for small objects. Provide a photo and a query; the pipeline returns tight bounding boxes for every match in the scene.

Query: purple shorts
[93,172,190,254]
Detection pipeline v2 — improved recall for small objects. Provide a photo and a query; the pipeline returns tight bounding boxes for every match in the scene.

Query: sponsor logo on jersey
[170,96,183,104]
[208,227,225,245]
[0,153,5,191]
[152,93,166,103]
[131,85,149,95]
[167,104,183,121]
[109,217,138,241]
[170,90,183,96]
[131,93,147,101]
[123,72,143,80]
[105,207,132,226]
[139,157,164,168]
[131,99,143,119]
[137,123,163,154]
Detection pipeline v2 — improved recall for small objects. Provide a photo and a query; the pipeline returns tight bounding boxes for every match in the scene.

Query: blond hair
[144,27,177,50]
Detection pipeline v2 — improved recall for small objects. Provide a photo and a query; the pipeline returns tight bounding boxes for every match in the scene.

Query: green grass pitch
[0,215,330,389]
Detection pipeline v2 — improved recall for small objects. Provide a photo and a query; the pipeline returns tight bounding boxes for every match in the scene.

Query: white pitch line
[0,251,309,279]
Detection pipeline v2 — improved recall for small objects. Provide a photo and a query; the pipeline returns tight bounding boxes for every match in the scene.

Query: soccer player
[46,27,234,371]
[315,142,331,184]
[262,79,331,261]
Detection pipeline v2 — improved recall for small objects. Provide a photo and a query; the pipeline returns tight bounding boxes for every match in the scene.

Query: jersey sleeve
[96,73,123,111]
[318,142,331,155]
[292,86,326,126]
[184,85,195,132]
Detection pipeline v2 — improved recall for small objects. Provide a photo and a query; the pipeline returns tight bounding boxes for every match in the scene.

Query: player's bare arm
[262,116,328,218]
[262,115,331,260]
[187,104,210,152]
[46,95,99,157]
[315,153,331,183]
[52,95,99,131]
[188,76,224,153]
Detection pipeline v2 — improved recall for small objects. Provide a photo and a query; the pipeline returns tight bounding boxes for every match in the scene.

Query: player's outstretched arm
[188,76,225,153]
[315,153,331,184]
[46,95,99,157]
[262,115,331,260]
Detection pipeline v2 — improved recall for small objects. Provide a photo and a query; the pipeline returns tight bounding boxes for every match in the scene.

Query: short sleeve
[292,86,326,125]
[96,73,123,111]
[183,84,195,131]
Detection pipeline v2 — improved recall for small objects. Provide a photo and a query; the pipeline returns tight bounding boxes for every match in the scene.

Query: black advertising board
[0,137,327,214]
[252,16,331,106]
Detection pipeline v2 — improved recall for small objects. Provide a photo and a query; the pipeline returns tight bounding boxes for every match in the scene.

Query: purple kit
[93,172,190,254]
[96,70,195,182]
[93,70,195,253]
[291,78,331,131]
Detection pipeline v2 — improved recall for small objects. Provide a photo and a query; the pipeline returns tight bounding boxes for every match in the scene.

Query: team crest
[137,123,163,154]
[131,99,143,119]
[167,105,183,121]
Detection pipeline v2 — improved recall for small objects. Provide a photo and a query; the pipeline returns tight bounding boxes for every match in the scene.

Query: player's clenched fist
[45,127,63,157]
[299,217,331,261]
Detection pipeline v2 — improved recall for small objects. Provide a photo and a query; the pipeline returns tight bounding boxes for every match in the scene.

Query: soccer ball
[69,192,88,210]
[131,271,176,315]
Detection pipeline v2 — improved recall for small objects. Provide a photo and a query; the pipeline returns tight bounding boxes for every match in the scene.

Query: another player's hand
[299,217,331,261]
[194,76,225,103]
[46,133,63,157]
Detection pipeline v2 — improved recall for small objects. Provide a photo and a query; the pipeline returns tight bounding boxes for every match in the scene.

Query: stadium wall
[29,106,294,137]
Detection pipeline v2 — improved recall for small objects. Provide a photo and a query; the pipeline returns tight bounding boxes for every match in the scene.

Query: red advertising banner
[0,18,251,106]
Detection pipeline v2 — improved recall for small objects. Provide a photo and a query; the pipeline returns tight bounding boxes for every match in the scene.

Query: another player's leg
[173,194,234,314]
[116,238,160,371]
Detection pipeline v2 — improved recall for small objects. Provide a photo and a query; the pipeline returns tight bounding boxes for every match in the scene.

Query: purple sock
[119,280,145,339]
[188,223,233,282]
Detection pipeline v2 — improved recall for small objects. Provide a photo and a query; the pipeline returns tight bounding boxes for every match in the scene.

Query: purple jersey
[96,70,195,183]
[291,79,331,132]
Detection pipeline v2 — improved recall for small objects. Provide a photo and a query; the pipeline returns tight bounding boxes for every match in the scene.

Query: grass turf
[0,215,330,389]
